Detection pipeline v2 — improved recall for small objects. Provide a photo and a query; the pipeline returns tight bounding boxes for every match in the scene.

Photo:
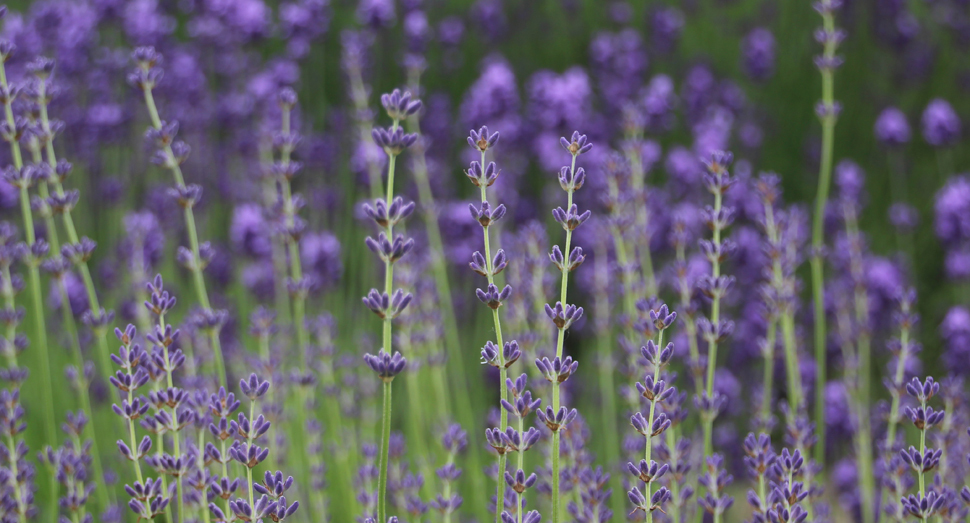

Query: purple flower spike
[240,373,271,400]
[875,107,911,146]
[921,98,960,148]
[380,88,422,121]
[363,349,407,381]
[468,126,500,152]
[560,131,593,156]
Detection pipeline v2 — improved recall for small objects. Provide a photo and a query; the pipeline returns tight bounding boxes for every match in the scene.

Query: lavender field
[0,0,969,522]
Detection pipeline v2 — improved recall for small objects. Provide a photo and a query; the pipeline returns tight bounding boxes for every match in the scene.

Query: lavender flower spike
[365,88,422,523]
[546,131,593,523]
[465,125,519,523]
[131,47,226,385]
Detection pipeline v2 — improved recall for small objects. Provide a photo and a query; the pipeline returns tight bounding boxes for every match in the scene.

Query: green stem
[404,84,486,511]
[644,329,664,523]
[702,188,724,459]
[760,319,776,428]
[377,380,393,523]
[812,5,838,465]
[139,81,223,385]
[57,277,111,513]
[1,59,56,454]
[551,154,579,523]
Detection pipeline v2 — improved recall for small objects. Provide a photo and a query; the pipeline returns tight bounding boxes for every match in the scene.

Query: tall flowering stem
[500,374,542,523]
[274,88,310,368]
[272,88,316,499]
[363,88,420,523]
[466,126,517,523]
[621,122,657,296]
[884,290,918,450]
[810,0,844,463]
[0,37,55,448]
[30,60,114,383]
[841,182,875,523]
[544,131,592,523]
[626,305,677,521]
[899,377,946,520]
[699,151,736,459]
[406,68,483,504]
[130,47,226,385]
[756,174,804,416]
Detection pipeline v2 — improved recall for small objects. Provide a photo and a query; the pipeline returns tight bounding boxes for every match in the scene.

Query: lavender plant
[467,125,520,523]
[362,88,419,523]
[810,0,845,466]
[130,47,228,386]
[0,2,966,522]
[542,131,592,523]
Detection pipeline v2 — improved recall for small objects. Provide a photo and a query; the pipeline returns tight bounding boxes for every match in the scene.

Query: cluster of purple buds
[498,374,542,523]
[764,448,809,523]
[109,324,172,520]
[899,376,946,519]
[813,0,845,121]
[44,412,96,523]
[430,424,466,517]
[626,303,679,519]
[697,455,735,518]
[363,350,407,383]
[0,387,35,520]
[481,340,521,369]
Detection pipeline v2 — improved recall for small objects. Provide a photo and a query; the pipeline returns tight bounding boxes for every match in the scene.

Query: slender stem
[403,79,486,510]
[158,309,185,521]
[517,415,525,523]
[138,81,224,385]
[0,60,56,452]
[57,276,111,512]
[377,380,393,523]
[36,78,113,382]
[644,329,664,523]
[551,154,579,523]
[4,432,27,522]
[347,62,384,200]
[623,131,656,296]
[812,3,838,465]
[277,102,314,502]
[760,319,776,428]
[476,148,511,523]
[702,188,724,459]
